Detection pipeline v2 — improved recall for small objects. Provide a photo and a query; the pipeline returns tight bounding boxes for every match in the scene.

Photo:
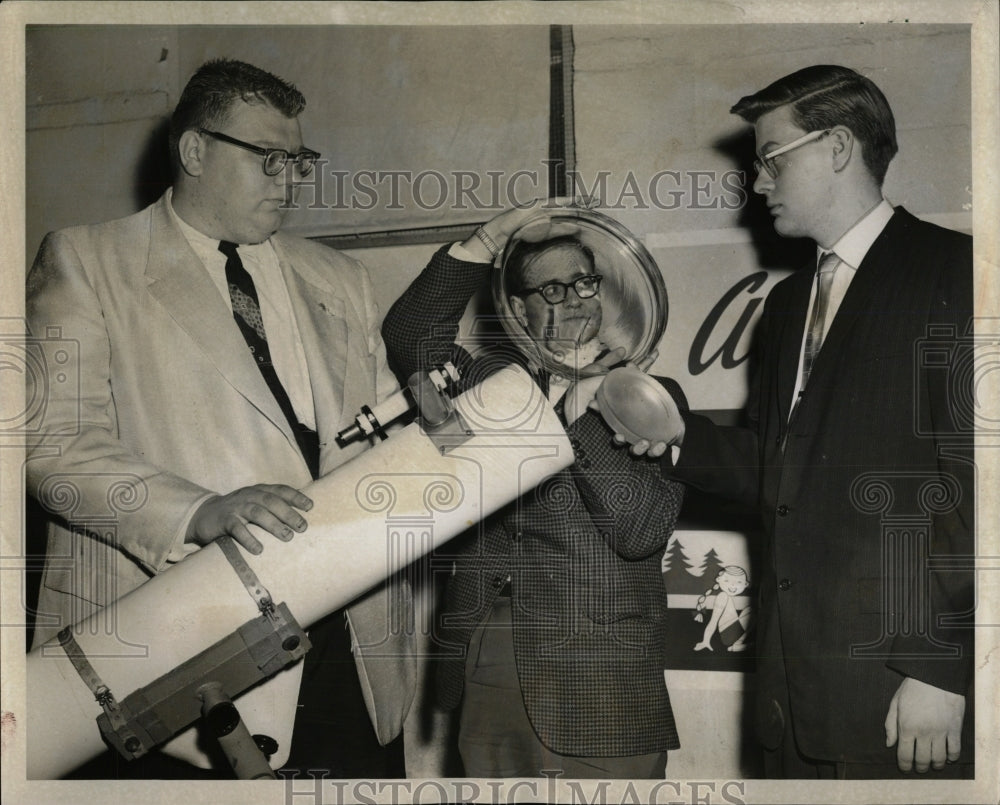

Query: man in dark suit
[382,210,685,778]
[27,59,412,778]
[605,65,974,778]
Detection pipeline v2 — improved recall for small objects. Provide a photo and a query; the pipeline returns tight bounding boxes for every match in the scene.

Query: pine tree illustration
[704,547,727,582]
[661,535,684,574]
[661,536,689,593]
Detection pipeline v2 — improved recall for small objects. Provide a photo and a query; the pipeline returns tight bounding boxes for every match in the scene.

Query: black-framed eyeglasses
[514,274,603,305]
[198,128,320,177]
[753,129,831,179]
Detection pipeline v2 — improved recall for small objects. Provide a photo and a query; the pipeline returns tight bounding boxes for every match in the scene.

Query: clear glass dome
[491,208,667,379]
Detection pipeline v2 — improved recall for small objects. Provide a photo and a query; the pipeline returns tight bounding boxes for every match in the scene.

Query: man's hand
[885,676,965,772]
[564,347,625,425]
[612,434,676,458]
[584,350,684,457]
[460,196,594,261]
[186,484,314,555]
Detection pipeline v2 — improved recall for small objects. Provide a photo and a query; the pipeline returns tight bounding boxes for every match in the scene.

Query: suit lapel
[143,196,297,445]
[805,208,905,386]
[774,269,813,424]
[271,235,349,445]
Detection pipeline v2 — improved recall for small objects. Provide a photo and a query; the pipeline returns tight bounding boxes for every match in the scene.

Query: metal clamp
[215,536,307,660]
[58,628,146,757]
[408,363,472,453]
[85,602,311,761]
[216,536,278,616]
[59,540,312,762]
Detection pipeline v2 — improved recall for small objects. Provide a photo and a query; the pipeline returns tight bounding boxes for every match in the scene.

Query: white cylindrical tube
[26,365,572,779]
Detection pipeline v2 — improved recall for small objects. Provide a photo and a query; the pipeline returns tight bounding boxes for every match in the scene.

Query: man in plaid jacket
[382,206,685,778]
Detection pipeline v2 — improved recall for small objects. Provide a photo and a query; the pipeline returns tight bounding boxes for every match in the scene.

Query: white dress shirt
[168,189,317,430]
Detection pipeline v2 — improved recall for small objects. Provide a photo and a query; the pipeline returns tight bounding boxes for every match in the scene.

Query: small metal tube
[198,682,276,780]
[336,362,461,446]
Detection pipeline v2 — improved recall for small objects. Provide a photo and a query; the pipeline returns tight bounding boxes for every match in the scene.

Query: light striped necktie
[786,251,840,436]
[801,250,841,391]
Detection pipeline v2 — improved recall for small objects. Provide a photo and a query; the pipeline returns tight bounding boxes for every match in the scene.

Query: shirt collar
[822,199,894,269]
[167,188,225,260]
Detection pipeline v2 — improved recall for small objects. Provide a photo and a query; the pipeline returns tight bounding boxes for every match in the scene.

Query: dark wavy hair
[168,58,306,174]
[731,65,898,186]
[504,236,596,296]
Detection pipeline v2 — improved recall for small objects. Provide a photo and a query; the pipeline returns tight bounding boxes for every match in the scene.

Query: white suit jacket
[25,193,415,768]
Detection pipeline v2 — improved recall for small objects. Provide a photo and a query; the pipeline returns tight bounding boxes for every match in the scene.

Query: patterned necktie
[786,251,840,437]
[801,251,840,391]
[219,240,320,478]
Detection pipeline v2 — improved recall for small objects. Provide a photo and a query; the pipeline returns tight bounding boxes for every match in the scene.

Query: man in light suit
[26,59,413,778]
[607,65,974,778]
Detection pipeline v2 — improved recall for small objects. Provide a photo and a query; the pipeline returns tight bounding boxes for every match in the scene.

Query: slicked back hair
[731,65,898,186]
[168,58,306,174]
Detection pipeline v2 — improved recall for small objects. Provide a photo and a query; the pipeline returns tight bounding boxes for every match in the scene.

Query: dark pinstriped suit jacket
[674,209,975,764]
[383,246,684,756]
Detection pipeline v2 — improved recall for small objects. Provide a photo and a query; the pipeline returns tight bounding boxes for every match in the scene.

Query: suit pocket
[586,606,644,625]
[842,346,910,371]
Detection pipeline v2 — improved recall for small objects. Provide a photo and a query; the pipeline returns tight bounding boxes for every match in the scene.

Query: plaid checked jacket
[382,246,684,756]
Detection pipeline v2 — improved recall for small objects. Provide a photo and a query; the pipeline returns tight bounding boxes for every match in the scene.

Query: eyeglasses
[198,128,320,177]
[515,274,603,305]
[753,129,830,179]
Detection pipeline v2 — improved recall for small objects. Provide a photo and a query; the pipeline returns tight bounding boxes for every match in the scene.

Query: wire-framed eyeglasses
[514,274,603,305]
[199,128,321,177]
[753,129,831,179]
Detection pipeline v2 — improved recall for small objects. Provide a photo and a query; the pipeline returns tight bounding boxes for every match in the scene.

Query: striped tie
[786,251,840,437]
[801,251,840,391]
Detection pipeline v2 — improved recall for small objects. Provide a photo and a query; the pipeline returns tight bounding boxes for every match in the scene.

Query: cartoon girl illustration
[693,565,752,652]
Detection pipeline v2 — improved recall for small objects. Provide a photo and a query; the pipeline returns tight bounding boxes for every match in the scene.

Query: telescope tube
[27,365,572,778]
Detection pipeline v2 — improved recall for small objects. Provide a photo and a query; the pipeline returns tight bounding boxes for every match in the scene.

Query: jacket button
[492,575,506,589]
[779,578,793,591]
[777,504,789,516]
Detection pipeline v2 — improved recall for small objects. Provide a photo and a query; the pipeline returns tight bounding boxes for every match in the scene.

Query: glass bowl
[490,207,667,379]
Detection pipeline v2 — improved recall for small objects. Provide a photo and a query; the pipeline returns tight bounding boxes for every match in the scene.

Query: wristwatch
[474,226,500,258]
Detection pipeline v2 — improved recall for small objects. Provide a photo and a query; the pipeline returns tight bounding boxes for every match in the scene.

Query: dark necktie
[219,240,320,478]
[535,367,550,398]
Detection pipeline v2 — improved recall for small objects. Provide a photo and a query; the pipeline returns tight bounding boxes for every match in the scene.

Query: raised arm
[382,202,565,384]
[381,246,488,382]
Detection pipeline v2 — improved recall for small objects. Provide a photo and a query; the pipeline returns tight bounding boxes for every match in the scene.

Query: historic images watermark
[285,164,749,213]
[841,321,992,660]
[283,775,748,805]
